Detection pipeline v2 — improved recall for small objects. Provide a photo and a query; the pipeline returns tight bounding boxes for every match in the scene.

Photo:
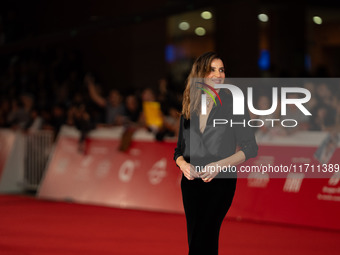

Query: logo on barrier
[247,172,269,188]
[328,172,340,186]
[55,158,69,174]
[283,173,304,193]
[74,156,93,181]
[95,160,111,179]
[119,160,139,183]
[148,158,167,185]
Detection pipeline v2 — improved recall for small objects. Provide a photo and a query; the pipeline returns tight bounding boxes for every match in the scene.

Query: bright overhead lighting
[313,16,322,25]
[258,13,269,22]
[195,27,206,36]
[179,21,190,30]
[201,11,212,20]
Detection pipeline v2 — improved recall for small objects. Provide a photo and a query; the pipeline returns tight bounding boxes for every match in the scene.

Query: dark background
[1,0,340,93]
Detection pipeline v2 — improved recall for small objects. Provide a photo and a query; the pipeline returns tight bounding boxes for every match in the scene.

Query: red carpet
[0,195,339,255]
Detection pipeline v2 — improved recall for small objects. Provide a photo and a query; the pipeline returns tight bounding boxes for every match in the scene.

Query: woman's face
[204,58,225,87]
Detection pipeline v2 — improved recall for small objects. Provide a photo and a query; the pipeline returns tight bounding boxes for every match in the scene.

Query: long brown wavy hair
[182,52,222,119]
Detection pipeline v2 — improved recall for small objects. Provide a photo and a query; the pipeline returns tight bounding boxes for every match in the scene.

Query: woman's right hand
[179,161,199,180]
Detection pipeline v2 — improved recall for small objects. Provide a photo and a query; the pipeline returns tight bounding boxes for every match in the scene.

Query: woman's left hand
[198,161,221,182]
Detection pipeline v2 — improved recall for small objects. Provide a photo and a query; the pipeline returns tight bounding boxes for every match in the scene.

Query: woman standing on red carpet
[174,52,258,255]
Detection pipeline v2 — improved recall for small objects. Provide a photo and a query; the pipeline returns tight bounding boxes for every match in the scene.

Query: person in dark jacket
[174,52,258,255]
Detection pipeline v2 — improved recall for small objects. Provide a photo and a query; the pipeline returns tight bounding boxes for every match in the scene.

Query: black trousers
[181,176,237,255]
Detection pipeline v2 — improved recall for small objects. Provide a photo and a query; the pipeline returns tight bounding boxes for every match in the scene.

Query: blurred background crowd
[1,0,340,144]
[0,47,182,151]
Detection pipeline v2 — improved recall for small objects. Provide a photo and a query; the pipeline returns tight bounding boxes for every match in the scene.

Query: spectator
[67,103,95,154]
[43,104,66,140]
[118,94,143,152]
[25,108,43,133]
[284,93,310,133]
[316,83,333,106]
[309,103,337,131]
[7,94,34,129]
[122,94,142,124]
[85,74,124,126]
[140,87,169,136]
[155,104,181,141]
[303,81,318,113]
[256,95,280,131]
[309,82,338,131]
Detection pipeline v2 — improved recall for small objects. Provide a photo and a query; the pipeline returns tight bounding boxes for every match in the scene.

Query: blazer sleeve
[234,110,258,160]
[173,115,184,164]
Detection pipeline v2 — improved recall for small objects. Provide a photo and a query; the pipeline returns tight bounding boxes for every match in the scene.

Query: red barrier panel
[38,130,183,212]
[38,127,340,230]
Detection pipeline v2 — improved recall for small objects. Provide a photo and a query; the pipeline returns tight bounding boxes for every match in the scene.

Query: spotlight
[258,14,269,22]
[179,21,190,30]
[195,27,206,36]
[313,16,322,25]
[201,11,212,20]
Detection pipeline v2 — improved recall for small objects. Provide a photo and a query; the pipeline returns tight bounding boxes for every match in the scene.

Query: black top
[174,89,258,169]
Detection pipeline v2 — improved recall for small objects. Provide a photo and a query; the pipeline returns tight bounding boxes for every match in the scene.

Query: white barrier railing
[24,130,54,190]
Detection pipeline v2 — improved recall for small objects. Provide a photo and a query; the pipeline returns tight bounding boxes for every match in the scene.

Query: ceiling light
[201,11,212,20]
[313,16,322,25]
[179,21,190,30]
[258,14,269,22]
[195,27,206,36]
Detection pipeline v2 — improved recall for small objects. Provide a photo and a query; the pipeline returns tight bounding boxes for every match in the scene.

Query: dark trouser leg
[181,177,236,255]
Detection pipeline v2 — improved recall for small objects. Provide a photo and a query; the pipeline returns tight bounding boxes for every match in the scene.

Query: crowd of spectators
[0,48,182,152]
[252,80,340,138]
[0,47,339,151]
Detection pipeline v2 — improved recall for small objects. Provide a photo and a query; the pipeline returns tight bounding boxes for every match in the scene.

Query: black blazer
[174,89,258,170]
